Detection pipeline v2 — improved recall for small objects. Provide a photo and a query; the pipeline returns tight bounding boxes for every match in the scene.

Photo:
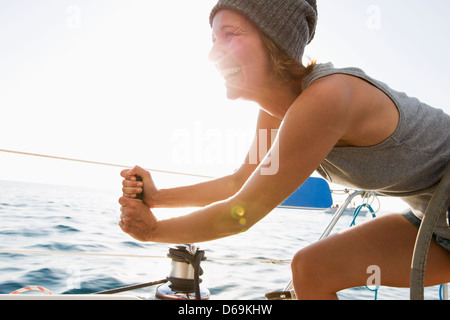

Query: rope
[0,249,291,264]
[0,148,213,179]
[2,248,288,297]
[0,249,166,260]
[349,203,376,227]
[167,247,206,300]
[348,203,379,300]
[365,285,379,300]
[95,279,168,295]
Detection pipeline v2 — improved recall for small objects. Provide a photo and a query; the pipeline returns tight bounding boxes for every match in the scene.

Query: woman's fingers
[121,169,144,197]
[122,188,143,198]
[120,165,158,206]
[118,196,157,242]
[120,168,135,179]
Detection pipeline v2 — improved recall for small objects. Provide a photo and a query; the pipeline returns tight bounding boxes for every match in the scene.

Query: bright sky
[0,0,449,196]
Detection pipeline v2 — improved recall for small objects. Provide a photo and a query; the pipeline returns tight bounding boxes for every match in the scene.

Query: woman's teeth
[221,66,241,79]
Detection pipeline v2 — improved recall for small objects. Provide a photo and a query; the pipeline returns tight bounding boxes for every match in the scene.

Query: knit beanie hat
[209,0,318,62]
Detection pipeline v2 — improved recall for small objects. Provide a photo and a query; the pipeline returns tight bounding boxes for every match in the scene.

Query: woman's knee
[291,249,313,295]
[291,249,307,277]
[290,246,339,299]
[291,247,322,286]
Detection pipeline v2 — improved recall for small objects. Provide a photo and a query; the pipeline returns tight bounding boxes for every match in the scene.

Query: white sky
[0,0,449,197]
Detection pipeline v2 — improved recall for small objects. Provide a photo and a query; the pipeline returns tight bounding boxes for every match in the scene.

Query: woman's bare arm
[121,109,281,208]
[120,78,353,243]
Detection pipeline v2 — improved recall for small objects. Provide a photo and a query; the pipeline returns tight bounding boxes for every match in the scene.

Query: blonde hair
[260,31,316,94]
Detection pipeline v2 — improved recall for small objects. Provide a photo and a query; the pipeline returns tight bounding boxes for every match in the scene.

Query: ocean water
[0,180,444,300]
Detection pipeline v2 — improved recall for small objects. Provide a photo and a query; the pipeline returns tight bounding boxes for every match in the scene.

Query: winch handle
[135,176,143,200]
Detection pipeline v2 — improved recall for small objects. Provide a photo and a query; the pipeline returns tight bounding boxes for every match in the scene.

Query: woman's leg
[291,213,450,300]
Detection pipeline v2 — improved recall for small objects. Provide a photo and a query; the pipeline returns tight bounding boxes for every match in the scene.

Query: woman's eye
[225,32,236,39]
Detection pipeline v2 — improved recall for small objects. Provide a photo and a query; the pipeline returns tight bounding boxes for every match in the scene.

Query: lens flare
[231,205,246,226]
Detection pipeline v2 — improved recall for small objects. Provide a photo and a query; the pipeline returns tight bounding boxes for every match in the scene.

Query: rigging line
[0,148,214,179]
[0,249,290,264]
[0,249,166,260]
[95,279,169,295]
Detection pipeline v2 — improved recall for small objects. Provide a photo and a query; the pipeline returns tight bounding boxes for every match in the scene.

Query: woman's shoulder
[297,72,400,147]
[290,75,355,135]
[302,62,372,91]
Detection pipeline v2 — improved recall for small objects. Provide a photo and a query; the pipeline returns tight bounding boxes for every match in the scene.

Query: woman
[119,0,450,299]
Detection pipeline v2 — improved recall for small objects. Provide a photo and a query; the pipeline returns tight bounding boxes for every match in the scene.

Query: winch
[155,244,210,300]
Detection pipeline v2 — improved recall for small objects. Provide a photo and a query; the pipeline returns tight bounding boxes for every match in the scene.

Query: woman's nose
[208,41,224,63]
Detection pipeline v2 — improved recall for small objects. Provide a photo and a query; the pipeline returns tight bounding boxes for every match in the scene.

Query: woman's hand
[118,196,157,242]
[121,165,159,208]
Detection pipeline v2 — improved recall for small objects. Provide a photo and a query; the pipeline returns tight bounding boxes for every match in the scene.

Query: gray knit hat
[209,0,318,62]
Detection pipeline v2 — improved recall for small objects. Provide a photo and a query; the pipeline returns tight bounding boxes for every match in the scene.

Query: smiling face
[209,9,275,102]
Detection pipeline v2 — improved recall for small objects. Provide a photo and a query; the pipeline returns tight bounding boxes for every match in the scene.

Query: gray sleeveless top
[302,63,450,239]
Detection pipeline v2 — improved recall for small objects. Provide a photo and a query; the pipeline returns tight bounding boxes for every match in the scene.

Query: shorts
[402,211,450,253]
